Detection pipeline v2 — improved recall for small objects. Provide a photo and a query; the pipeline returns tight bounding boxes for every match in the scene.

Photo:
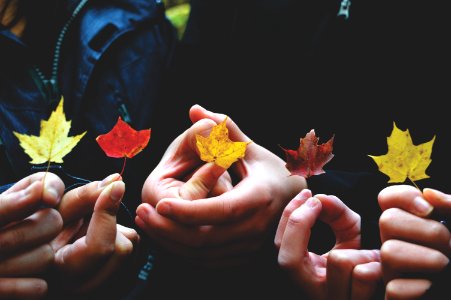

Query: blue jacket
[0,0,176,206]
[0,2,176,297]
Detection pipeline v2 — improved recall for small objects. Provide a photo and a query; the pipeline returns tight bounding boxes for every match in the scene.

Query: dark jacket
[0,0,176,204]
[162,0,449,298]
[1,0,177,298]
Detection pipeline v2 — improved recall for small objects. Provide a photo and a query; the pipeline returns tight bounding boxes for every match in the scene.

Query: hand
[51,174,139,293]
[378,185,450,299]
[137,105,306,267]
[0,172,64,299]
[275,189,381,300]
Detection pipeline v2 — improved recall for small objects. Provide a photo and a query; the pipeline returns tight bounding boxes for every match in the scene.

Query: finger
[179,162,226,200]
[2,172,64,207]
[189,104,251,142]
[385,278,432,300]
[0,278,47,299]
[54,181,124,274]
[141,119,219,206]
[0,208,62,256]
[117,224,139,245]
[378,185,433,217]
[274,189,312,248]
[76,231,134,293]
[327,249,381,300]
[137,203,268,247]
[208,171,233,197]
[50,219,84,252]
[381,240,449,281]
[277,198,322,270]
[58,174,120,223]
[315,194,361,249]
[379,208,450,254]
[0,244,54,276]
[351,261,382,300]
[136,215,261,261]
[423,188,451,215]
[155,185,263,225]
[85,181,124,254]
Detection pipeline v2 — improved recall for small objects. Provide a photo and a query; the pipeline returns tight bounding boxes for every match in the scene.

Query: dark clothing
[156,0,450,298]
[1,0,177,298]
[0,0,176,204]
[1,0,448,299]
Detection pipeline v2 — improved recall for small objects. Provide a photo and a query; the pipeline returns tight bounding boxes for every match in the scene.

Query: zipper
[337,0,351,20]
[32,0,89,104]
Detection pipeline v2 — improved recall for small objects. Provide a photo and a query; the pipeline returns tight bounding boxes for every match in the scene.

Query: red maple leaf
[96,117,151,175]
[282,130,334,178]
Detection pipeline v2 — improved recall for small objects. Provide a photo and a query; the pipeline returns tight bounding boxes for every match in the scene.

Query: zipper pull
[337,0,352,20]
[43,78,61,103]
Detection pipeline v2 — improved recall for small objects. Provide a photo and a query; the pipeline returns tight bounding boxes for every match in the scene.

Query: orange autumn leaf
[196,118,249,169]
[282,129,334,178]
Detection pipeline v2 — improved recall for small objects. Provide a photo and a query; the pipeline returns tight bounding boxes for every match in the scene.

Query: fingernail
[413,196,434,216]
[108,181,124,204]
[44,181,60,203]
[305,197,320,208]
[136,206,148,221]
[157,202,171,215]
[99,174,120,189]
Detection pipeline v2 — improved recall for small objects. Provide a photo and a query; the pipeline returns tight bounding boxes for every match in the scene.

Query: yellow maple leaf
[196,118,249,169]
[369,122,435,183]
[13,97,86,164]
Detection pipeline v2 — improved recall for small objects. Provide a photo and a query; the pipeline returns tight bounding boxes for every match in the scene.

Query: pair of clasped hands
[1,105,449,299]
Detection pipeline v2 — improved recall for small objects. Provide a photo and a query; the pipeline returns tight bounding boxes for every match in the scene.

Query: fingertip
[136,203,152,220]
[42,174,65,207]
[296,188,312,200]
[97,181,125,215]
[424,188,451,204]
[156,200,171,216]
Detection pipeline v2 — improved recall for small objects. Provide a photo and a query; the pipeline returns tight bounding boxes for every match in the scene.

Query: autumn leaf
[282,129,334,178]
[14,97,86,164]
[369,122,435,184]
[196,118,249,169]
[96,117,151,175]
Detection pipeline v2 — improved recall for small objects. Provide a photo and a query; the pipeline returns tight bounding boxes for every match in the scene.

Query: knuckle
[116,239,134,256]
[380,240,398,263]
[42,208,64,232]
[328,250,352,267]
[379,208,399,230]
[41,244,55,264]
[277,253,297,270]
[428,222,449,242]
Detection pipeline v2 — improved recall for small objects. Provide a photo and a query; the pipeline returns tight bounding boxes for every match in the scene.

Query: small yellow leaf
[196,118,249,169]
[14,97,86,164]
[369,122,435,183]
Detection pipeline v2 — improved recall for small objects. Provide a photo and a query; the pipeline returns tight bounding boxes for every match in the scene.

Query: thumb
[163,117,218,161]
[179,162,226,200]
[86,181,125,246]
[189,104,251,143]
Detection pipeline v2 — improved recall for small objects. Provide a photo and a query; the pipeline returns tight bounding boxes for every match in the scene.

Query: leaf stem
[120,157,127,177]
[409,177,421,191]
[41,160,51,198]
